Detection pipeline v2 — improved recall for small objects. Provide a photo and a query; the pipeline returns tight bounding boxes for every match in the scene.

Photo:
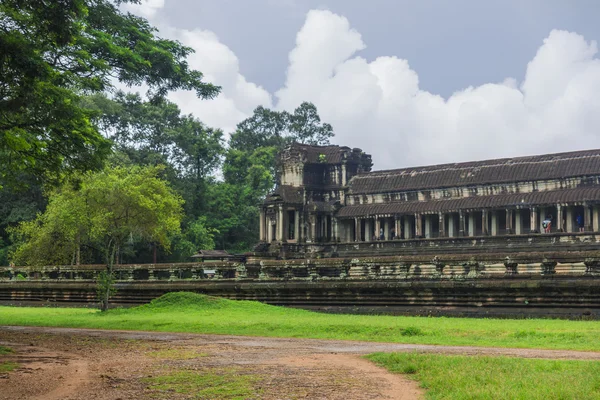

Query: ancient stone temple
[260,142,600,255]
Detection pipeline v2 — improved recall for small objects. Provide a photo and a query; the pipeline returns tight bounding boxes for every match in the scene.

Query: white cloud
[123,0,165,18]
[275,11,600,170]
[124,7,600,170]
[162,28,273,133]
[121,5,273,135]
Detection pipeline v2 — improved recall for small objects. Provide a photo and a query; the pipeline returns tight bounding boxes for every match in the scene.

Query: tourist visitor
[390,228,396,239]
[542,215,552,233]
[577,213,585,232]
[379,228,384,240]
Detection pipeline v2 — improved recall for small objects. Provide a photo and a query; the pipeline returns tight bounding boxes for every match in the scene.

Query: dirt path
[2,326,600,399]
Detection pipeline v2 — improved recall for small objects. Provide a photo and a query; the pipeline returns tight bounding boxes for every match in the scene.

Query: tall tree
[11,165,183,309]
[85,92,224,226]
[0,0,220,186]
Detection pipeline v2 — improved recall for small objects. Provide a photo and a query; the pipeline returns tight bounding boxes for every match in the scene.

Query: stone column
[341,164,347,186]
[259,208,266,241]
[354,218,360,242]
[332,217,339,242]
[506,209,513,234]
[482,210,489,236]
[266,217,272,242]
[459,210,466,237]
[394,216,400,239]
[448,213,456,237]
[556,205,563,232]
[294,210,300,241]
[365,219,371,241]
[585,204,592,232]
[276,207,284,241]
[310,215,317,242]
[468,213,475,236]
[298,213,304,242]
[404,217,413,239]
[515,210,522,235]
[415,214,422,238]
[566,206,574,233]
[424,215,432,238]
[530,207,538,233]
[383,219,389,240]
[439,213,446,238]
[594,206,600,232]
[375,217,382,239]
[491,211,498,236]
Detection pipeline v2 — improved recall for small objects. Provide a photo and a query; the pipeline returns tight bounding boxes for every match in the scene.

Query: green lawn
[1,292,600,351]
[367,352,600,399]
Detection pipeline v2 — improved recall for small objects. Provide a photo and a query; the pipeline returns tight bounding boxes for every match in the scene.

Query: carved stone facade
[260,143,600,255]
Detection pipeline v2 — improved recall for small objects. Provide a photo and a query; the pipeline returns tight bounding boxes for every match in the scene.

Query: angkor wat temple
[258,142,600,258]
[5,142,600,317]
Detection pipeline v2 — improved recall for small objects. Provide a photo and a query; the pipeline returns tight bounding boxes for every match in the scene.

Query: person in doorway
[379,228,384,240]
[390,228,396,240]
[577,213,584,232]
[542,214,552,233]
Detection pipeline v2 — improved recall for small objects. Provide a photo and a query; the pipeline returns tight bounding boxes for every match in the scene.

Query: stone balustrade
[3,252,600,283]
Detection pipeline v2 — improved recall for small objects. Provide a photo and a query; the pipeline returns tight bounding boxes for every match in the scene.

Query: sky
[124,0,600,170]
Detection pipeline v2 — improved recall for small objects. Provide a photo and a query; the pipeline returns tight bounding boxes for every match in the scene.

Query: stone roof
[337,186,600,217]
[265,185,304,204]
[290,143,352,164]
[349,149,600,194]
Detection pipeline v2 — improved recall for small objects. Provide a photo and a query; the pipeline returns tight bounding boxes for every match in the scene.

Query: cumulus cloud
[121,2,273,134]
[276,11,600,170]
[162,28,273,133]
[124,6,600,170]
[122,0,165,18]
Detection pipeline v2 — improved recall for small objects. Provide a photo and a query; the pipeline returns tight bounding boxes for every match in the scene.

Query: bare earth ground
[2,327,600,400]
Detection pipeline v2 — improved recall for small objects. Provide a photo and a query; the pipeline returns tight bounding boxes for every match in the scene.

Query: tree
[86,92,224,209]
[11,165,183,310]
[0,0,220,186]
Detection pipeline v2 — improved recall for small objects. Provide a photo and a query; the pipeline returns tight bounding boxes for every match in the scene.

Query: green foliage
[367,353,600,399]
[96,270,117,311]
[11,165,183,268]
[0,0,219,186]
[4,292,600,352]
[173,217,217,260]
[0,346,13,355]
[145,368,262,400]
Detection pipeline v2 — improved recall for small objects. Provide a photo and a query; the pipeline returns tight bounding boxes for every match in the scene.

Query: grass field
[367,352,600,399]
[1,292,600,351]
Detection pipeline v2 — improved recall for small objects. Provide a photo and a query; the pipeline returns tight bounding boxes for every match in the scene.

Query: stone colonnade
[346,204,600,242]
[260,204,600,243]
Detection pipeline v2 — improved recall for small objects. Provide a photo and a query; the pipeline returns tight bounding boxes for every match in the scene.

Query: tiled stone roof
[265,185,304,204]
[349,149,600,194]
[337,187,600,217]
[291,143,352,164]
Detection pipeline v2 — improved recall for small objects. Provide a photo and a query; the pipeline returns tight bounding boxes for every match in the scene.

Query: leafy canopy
[11,165,183,267]
[0,0,220,185]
